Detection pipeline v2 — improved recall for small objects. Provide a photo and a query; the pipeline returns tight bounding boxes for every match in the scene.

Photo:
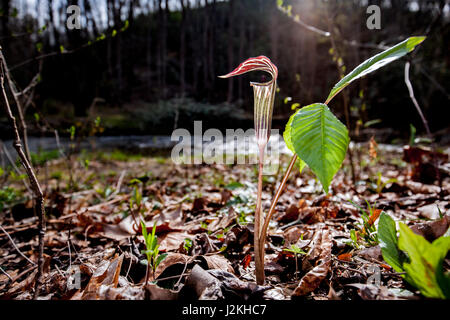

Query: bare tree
[0,48,46,300]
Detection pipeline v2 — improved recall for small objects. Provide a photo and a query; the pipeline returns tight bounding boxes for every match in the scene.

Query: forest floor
[0,143,449,300]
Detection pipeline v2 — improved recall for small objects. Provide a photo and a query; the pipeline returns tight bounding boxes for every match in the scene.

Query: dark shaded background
[0,0,449,141]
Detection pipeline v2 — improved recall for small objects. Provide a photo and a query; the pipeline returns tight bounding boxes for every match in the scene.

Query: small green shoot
[140,220,167,285]
[348,200,382,248]
[283,244,306,280]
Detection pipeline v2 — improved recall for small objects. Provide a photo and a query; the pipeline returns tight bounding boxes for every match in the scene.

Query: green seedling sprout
[140,220,167,285]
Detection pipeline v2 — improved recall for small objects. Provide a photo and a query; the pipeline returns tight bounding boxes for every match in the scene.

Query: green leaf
[225,182,244,190]
[285,103,349,192]
[325,37,426,104]
[121,20,129,32]
[378,212,403,272]
[155,253,168,269]
[140,220,148,242]
[398,223,450,299]
[283,113,306,173]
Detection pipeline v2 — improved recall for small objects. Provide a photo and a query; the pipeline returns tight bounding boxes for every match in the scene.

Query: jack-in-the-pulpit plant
[220,56,278,284]
[220,37,425,286]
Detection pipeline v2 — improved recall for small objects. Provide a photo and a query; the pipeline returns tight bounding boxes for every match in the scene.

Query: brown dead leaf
[154,253,191,279]
[146,283,179,300]
[368,209,382,226]
[293,229,332,296]
[241,254,252,270]
[184,265,223,300]
[80,253,124,300]
[207,207,237,232]
[277,205,300,223]
[369,136,378,160]
[200,255,234,273]
[338,253,352,262]
[102,215,136,241]
[220,189,232,205]
[410,214,450,242]
[158,232,194,252]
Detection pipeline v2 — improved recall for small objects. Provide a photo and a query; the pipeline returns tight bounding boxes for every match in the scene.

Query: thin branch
[404,61,442,193]
[277,3,389,51]
[0,47,46,300]
[0,224,37,266]
[0,50,32,162]
[1,140,32,193]
[0,266,13,282]
[416,64,450,101]
[404,62,431,137]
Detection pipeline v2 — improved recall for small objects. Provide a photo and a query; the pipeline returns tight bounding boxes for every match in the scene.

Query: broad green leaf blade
[378,212,403,272]
[283,113,306,173]
[398,223,449,299]
[286,103,349,192]
[433,236,450,298]
[325,36,426,104]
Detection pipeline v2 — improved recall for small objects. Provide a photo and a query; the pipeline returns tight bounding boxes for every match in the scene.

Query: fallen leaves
[293,229,332,296]
[78,253,124,300]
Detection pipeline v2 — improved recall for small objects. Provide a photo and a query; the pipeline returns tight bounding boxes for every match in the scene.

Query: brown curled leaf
[293,229,332,296]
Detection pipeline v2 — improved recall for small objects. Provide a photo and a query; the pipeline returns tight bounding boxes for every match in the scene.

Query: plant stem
[145,264,150,286]
[259,154,297,260]
[254,147,265,285]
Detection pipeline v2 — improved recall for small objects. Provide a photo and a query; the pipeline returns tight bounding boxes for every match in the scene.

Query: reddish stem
[254,147,265,285]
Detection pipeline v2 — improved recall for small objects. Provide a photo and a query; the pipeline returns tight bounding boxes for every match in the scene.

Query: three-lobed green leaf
[325,36,426,104]
[284,103,349,192]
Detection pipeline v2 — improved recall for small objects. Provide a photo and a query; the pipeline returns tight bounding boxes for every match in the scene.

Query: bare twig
[0,265,13,282]
[404,62,431,137]
[277,3,389,51]
[1,140,32,193]
[109,170,127,199]
[0,48,46,300]
[0,224,36,266]
[0,50,32,162]
[404,61,442,193]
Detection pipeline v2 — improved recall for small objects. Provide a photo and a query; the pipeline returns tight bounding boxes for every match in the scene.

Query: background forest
[0,0,449,140]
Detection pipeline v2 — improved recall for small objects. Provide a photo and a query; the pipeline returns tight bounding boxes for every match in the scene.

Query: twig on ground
[0,224,36,266]
[0,266,13,282]
[109,170,127,199]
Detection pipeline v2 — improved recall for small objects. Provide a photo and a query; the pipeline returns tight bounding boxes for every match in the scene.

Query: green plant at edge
[378,212,450,299]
